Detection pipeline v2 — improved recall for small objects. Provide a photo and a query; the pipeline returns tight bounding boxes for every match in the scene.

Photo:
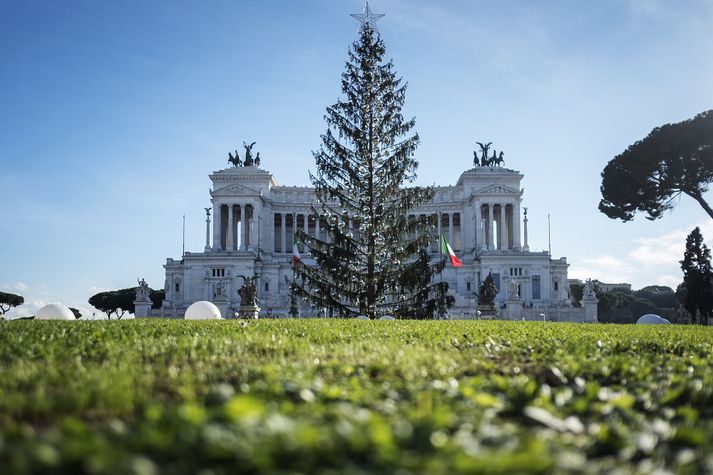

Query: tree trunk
[684,190,713,220]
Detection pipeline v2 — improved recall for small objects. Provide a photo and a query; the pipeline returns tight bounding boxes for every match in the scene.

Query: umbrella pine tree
[292,20,452,319]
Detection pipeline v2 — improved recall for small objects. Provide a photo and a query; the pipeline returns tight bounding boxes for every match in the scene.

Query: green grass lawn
[0,319,711,474]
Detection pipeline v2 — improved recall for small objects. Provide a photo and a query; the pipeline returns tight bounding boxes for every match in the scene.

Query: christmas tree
[292,6,452,319]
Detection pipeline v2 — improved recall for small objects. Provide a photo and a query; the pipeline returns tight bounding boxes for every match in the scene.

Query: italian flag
[440,235,462,267]
[291,231,301,268]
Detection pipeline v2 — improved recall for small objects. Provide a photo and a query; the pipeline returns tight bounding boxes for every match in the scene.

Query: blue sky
[1,0,712,318]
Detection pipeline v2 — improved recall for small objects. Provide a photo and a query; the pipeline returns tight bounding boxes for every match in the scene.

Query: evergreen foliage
[89,288,135,319]
[0,291,24,318]
[679,227,713,324]
[293,23,451,318]
[88,287,165,319]
[569,282,585,307]
[599,110,713,221]
[633,285,678,309]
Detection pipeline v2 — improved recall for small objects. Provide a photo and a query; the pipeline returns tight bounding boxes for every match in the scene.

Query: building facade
[157,162,596,321]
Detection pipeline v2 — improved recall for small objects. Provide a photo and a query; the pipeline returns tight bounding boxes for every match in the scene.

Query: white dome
[185,301,222,320]
[356,315,370,320]
[378,315,395,320]
[36,304,75,320]
[636,314,671,325]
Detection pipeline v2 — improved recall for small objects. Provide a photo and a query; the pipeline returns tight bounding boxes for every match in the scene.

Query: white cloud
[14,282,28,291]
[570,254,635,284]
[629,228,688,266]
[626,0,666,18]
[570,220,713,289]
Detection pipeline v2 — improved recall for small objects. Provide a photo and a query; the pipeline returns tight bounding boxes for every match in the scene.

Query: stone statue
[476,141,492,167]
[490,150,498,166]
[228,150,241,167]
[508,279,520,300]
[204,207,211,217]
[495,151,505,166]
[136,278,150,301]
[213,281,226,300]
[237,275,258,306]
[243,141,256,167]
[477,272,498,306]
[228,142,263,168]
[584,278,596,299]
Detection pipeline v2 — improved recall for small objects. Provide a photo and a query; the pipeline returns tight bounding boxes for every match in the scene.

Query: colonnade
[405,212,463,253]
[210,202,523,254]
[212,203,256,251]
[268,211,465,253]
[273,213,324,253]
[475,202,521,251]
[265,206,524,254]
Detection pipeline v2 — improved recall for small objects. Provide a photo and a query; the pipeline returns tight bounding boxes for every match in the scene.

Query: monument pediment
[476,184,521,196]
[211,183,262,197]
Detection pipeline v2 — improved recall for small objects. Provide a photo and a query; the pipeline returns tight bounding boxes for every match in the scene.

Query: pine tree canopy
[292,23,452,319]
[599,110,713,222]
[0,291,24,317]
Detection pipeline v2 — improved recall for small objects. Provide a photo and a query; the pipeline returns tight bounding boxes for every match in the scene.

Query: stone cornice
[210,167,278,188]
[456,167,524,187]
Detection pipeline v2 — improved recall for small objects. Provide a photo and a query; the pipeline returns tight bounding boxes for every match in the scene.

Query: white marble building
[157,162,596,321]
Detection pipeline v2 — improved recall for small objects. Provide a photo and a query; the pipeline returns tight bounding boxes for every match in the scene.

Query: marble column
[448,213,454,246]
[513,202,522,251]
[459,213,465,252]
[487,204,493,251]
[212,202,220,250]
[250,204,260,251]
[315,214,320,241]
[499,204,507,250]
[474,203,482,252]
[292,213,297,250]
[437,213,443,239]
[238,205,244,251]
[236,205,242,251]
[204,209,211,251]
[245,205,252,250]
[281,213,287,253]
[227,204,234,251]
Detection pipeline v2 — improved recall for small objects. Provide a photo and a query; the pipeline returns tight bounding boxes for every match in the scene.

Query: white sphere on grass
[36,304,75,320]
[356,315,370,320]
[185,301,222,320]
[379,315,395,320]
[636,314,671,325]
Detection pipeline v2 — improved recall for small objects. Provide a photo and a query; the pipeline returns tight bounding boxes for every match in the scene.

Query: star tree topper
[350,1,385,30]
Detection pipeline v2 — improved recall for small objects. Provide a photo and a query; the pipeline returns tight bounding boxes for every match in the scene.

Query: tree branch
[684,190,713,220]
